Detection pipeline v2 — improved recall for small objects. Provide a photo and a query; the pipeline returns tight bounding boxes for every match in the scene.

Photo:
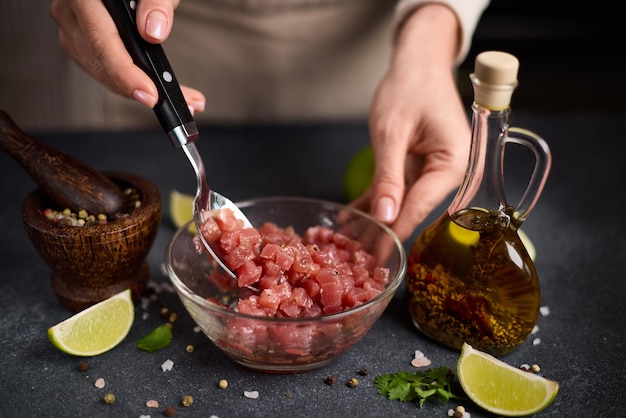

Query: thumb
[135,0,176,43]
[369,137,407,225]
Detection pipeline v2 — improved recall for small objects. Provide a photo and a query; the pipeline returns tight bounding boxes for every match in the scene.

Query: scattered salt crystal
[411,356,432,367]
[531,325,539,334]
[209,416,219,418]
[94,378,105,388]
[194,326,202,333]
[411,349,431,367]
[540,306,550,316]
[533,338,541,346]
[149,293,158,301]
[448,409,455,416]
[161,359,174,372]
[142,312,150,320]
[146,400,159,408]
[140,297,150,310]
[244,390,259,399]
[139,415,151,418]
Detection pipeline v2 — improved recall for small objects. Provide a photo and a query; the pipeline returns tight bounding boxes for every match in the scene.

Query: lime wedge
[48,289,134,356]
[344,146,375,202]
[169,189,196,232]
[457,343,559,416]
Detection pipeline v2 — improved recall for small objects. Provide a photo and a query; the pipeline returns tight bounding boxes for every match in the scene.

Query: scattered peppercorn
[169,312,178,323]
[181,395,193,407]
[78,361,90,372]
[164,405,176,417]
[453,405,466,418]
[103,393,115,405]
[347,378,359,388]
[358,367,368,376]
[160,307,170,317]
[323,375,336,385]
[185,344,195,353]
[218,379,229,389]
[285,393,292,398]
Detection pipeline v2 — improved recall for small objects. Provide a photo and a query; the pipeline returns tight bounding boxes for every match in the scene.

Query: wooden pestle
[0,110,127,217]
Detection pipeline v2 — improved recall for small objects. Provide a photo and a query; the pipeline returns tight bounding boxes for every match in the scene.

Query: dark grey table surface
[1,111,624,417]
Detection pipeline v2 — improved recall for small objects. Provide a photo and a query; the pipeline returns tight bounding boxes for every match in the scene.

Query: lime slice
[457,343,559,416]
[344,146,375,202]
[48,289,134,356]
[169,189,196,232]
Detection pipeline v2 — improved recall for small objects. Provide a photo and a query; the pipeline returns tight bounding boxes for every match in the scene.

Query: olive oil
[406,208,540,355]
[407,52,551,356]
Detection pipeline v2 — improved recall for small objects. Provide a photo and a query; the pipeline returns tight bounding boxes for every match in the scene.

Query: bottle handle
[505,127,552,222]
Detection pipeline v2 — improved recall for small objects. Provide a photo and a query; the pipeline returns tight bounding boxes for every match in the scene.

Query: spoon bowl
[182,143,251,278]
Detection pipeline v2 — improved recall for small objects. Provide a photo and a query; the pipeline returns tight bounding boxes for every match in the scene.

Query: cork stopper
[470,51,519,110]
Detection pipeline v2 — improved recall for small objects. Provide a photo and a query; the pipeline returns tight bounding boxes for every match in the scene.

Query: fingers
[392,160,462,242]
[367,114,413,226]
[50,0,184,110]
[51,0,157,106]
[180,86,206,115]
[135,0,178,43]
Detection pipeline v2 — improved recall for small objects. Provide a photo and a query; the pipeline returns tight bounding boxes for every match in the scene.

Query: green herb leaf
[374,366,465,408]
[137,325,173,353]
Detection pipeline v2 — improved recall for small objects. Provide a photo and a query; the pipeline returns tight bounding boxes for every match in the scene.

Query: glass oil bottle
[406,51,552,356]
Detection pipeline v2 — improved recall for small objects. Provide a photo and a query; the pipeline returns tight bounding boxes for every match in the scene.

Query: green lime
[48,289,134,356]
[169,189,196,232]
[448,221,480,246]
[457,343,559,416]
[344,145,375,201]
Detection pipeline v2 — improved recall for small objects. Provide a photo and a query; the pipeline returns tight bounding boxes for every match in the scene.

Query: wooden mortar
[21,172,162,312]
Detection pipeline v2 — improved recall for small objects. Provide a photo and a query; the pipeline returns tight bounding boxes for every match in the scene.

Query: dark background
[459,1,625,112]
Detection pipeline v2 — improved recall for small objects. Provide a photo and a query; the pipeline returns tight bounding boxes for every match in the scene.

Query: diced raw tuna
[198,208,390,319]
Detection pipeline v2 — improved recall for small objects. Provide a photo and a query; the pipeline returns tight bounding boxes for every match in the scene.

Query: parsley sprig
[374,366,465,408]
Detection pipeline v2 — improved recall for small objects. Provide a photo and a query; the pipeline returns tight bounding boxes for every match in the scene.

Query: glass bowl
[165,196,406,373]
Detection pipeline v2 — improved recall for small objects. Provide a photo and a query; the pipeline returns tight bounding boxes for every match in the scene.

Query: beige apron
[104,0,397,128]
[1,0,488,130]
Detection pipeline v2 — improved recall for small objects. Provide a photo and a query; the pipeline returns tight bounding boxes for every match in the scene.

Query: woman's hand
[50,0,205,112]
[355,4,470,243]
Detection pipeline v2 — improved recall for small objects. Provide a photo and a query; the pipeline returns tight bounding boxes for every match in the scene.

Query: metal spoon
[104,0,251,279]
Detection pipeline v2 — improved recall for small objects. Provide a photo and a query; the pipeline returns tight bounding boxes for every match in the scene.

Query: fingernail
[374,196,395,223]
[132,89,157,108]
[193,100,206,113]
[188,105,195,116]
[146,11,167,40]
